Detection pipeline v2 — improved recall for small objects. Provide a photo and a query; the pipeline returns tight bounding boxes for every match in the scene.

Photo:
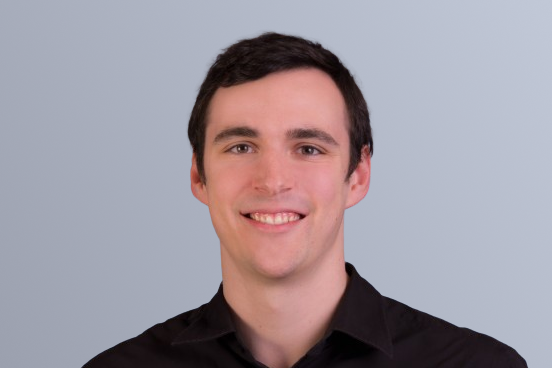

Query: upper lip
[240,209,307,217]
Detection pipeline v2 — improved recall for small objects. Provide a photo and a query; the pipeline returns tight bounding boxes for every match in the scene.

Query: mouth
[242,212,305,225]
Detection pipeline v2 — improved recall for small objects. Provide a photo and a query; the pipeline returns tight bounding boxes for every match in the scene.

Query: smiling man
[83,33,527,368]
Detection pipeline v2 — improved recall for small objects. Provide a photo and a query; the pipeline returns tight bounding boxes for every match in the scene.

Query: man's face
[191,68,370,280]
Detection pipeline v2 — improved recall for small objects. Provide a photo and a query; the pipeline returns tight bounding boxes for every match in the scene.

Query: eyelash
[298,145,322,156]
[226,144,323,156]
[228,144,255,154]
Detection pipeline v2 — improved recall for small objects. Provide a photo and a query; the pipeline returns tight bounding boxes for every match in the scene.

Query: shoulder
[82,304,205,368]
[382,297,527,367]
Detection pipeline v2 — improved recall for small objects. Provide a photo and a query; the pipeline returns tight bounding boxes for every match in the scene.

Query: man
[83,33,527,368]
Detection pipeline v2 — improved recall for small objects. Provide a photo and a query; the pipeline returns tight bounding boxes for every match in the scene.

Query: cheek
[299,164,348,204]
[205,164,250,213]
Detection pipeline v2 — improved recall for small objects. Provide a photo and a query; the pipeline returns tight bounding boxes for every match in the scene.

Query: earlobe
[345,146,371,209]
[190,153,209,206]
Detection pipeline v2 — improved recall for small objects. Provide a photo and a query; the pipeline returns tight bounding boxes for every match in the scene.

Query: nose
[252,151,293,196]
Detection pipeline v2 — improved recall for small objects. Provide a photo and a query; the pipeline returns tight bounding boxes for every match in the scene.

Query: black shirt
[83,263,527,367]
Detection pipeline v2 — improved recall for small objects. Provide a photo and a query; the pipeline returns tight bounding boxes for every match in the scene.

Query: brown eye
[230,144,253,154]
[300,146,321,155]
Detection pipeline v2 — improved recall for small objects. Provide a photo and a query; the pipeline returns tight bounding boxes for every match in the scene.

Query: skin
[191,68,371,368]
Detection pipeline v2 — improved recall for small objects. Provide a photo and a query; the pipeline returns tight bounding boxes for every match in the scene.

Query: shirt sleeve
[491,343,528,368]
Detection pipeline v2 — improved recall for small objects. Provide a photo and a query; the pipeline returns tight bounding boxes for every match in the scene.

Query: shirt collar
[328,263,393,358]
[172,263,393,358]
[171,284,236,344]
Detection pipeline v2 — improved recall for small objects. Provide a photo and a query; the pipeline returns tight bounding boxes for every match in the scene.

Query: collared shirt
[83,263,527,367]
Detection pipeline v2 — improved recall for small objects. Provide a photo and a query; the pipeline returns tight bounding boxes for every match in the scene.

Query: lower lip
[242,215,303,232]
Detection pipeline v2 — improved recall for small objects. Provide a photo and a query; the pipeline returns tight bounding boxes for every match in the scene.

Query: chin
[249,256,306,281]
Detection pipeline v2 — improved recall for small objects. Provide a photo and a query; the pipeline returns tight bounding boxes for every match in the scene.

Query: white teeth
[249,212,301,225]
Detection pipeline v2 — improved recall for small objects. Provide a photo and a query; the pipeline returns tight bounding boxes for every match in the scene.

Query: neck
[222,255,348,368]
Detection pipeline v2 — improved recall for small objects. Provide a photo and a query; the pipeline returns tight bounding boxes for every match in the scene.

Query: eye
[299,145,322,156]
[228,143,254,154]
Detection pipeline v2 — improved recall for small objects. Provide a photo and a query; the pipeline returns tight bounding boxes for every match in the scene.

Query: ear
[345,146,371,209]
[190,153,209,206]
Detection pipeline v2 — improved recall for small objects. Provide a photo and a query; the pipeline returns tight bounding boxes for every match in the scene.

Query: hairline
[199,66,357,184]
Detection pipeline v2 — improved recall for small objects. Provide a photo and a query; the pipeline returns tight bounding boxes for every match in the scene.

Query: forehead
[206,68,349,138]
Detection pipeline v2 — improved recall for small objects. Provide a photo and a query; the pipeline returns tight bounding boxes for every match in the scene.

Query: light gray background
[1,1,550,367]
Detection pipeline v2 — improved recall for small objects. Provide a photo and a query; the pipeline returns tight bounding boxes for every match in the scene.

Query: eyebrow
[212,126,339,146]
[213,126,259,143]
[286,128,339,146]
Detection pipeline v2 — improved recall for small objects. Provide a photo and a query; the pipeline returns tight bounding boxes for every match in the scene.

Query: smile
[247,212,303,225]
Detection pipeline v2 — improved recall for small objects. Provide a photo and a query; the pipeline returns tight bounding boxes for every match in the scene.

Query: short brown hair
[188,32,373,183]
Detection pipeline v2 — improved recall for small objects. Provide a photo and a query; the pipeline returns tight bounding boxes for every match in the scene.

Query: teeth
[249,212,301,225]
